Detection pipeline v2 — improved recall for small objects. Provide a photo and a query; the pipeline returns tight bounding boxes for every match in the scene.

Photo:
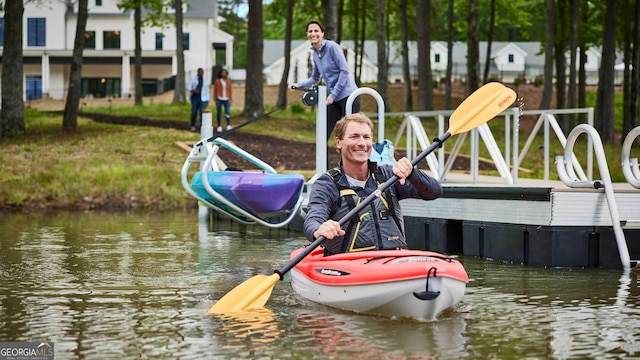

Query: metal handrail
[622,126,640,189]
[555,124,631,270]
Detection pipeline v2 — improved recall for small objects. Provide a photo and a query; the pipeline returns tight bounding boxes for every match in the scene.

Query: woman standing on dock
[293,19,361,142]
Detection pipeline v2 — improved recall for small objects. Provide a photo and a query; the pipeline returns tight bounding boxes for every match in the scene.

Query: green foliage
[218,1,250,68]
[263,0,323,40]
[449,0,540,42]
[117,0,172,28]
[260,0,549,44]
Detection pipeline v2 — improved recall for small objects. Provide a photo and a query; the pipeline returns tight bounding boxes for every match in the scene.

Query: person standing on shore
[293,19,360,142]
[213,68,233,133]
[186,68,210,132]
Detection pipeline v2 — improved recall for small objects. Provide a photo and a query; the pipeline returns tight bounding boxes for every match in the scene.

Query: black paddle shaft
[275,132,451,279]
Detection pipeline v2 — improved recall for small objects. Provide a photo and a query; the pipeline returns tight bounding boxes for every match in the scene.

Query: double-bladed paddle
[208,82,517,314]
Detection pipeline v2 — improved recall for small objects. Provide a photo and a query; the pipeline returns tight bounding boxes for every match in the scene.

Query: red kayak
[290,247,469,321]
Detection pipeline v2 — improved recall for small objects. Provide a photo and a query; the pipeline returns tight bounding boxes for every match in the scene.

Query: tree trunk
[483,0,496,84]
[445,0,454,109]
[134,2,143,106]
[595,0,617,144]
[630,0,640,135]
[466,0,480,95]
[276,0,293,109]
[567,0,578,128]
[416,0,433,110]
[322,0,338,41]
[0,0,25,138]
[578,46,587,124]
[554,0,567,131]
[623,33,632,136]
[173,0,186,103]
[539,0,555,109]
[376,0,388,110]
[400,0,412,111]
[336,0,344,43]
[352,0,361,85]
[243,0,264,118]
[577,1,589,124]
[356,1,367,86]
[62,0,89,133]
[622,0,640,137]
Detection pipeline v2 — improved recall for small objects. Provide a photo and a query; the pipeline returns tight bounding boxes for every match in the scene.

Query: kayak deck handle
[413,267,441,301]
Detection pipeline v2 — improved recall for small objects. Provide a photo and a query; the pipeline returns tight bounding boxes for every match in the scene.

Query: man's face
[197,69,204,76]
[336,121,372,165]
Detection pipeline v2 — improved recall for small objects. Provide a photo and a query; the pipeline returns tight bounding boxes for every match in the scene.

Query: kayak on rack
[290,247,468,321]
[181,136,305,228]
[191,171,305,215]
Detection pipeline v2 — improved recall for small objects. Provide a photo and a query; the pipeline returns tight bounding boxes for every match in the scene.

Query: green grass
[2,90,635,211]
[81,95,636,183]
[0,108,199,210]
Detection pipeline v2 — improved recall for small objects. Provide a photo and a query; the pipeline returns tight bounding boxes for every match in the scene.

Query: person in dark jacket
[303,113,442,256]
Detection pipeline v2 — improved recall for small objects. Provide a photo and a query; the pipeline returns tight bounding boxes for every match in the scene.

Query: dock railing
[386,108,517,183]
[517,108,594,182]
[390,107,601,184]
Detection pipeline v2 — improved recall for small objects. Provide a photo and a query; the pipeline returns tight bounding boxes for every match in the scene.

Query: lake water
[1,211,639,359]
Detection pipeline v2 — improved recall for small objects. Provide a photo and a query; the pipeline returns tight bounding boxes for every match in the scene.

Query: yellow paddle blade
[208,274,280,314]
[449,82,517,135]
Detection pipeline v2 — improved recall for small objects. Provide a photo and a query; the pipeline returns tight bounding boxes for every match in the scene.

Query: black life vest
[324,164,406,256]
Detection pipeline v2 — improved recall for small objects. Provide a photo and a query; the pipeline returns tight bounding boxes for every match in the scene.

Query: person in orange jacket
[213,68,233,133]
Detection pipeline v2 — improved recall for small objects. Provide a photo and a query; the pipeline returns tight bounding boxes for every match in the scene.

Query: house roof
[184,0,216,19]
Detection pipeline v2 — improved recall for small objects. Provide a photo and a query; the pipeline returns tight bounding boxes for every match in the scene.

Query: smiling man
[303,113,443,256]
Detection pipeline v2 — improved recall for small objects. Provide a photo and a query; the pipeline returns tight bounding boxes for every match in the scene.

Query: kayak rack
[181,137,304,228]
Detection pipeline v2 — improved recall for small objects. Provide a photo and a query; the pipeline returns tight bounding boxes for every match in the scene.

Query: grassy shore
[1,99,633,212]
[0,108,202,211]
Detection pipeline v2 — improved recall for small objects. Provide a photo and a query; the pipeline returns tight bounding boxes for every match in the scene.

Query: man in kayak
[304,113,443,256]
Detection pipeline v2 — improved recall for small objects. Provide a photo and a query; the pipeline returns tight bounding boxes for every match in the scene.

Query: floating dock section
[401,175,640,268]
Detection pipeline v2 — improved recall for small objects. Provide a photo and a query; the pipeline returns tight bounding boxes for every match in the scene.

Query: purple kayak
[191,171,305,215]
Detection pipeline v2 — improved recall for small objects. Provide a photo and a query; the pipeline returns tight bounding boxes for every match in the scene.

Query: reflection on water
[0,211,639,359]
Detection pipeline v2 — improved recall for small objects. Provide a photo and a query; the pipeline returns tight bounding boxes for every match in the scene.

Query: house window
[155,33,163,50]
[27,18,46,47]
[103,31,121,49]
[96,0,102,5]
[81,78,121,98]
[183,33,190,50]
[434,53,441,63]
[0,19,4,47]
[508,54,515,63]
[85,31,96,49]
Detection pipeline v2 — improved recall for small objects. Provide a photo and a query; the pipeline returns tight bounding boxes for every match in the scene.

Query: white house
[263,40,610,86]
[492,42,528,73]
[0,0,233,100]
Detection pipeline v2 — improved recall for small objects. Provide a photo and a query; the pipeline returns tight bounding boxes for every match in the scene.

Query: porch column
[41,54,50,98]
[226,39,233,72]
[122,54,131,98]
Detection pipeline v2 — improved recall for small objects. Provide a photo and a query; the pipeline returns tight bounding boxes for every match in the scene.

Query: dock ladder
[556,123,640,270]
